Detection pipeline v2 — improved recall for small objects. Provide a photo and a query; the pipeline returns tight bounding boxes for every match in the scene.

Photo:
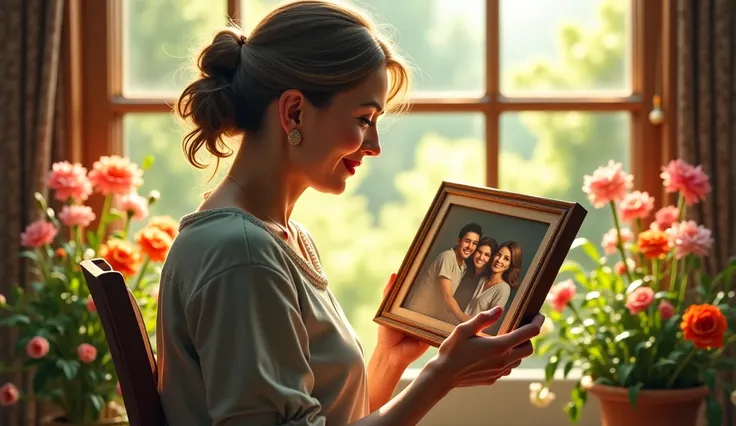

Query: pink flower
[661,159,711,205]
[618,191,654,223]
[615,259,636,276]
[26,336,50,359]
[667,220,713,259]
[582,161,633,208]
[601,227,634,255]
[652,205,680,231]
[88,155,143,196]
[547,279,577,312]
[77,343,97,363]
[86,298,97,313]
[626,286,655,315]
[0,383,20,406]
[117,192,149,221]
[20,220,57,248]
[58,205,96,228]
[47,161,93,203]
[659,301,675,320]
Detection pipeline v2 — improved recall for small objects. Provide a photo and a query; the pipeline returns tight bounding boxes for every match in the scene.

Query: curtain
[0,0,66,425]
[676,0,736,425]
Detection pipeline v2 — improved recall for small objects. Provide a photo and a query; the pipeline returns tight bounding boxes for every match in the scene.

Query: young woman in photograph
[464,241,523,318]
[155,1,544,425]
[450,237,497,320]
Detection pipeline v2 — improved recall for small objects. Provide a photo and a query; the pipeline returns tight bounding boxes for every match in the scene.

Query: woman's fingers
[382,273,397,297]
[453,306,504,339]
[492,314,544,349]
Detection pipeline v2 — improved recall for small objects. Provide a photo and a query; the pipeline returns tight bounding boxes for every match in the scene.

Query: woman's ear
[277,89,305,133]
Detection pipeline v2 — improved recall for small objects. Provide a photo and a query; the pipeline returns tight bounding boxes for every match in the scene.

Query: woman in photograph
[155,1,544,425]
[451,237,497,318]
[464,240,523,318]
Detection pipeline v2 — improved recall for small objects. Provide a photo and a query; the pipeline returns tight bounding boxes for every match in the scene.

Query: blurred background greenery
[121,0,632,369]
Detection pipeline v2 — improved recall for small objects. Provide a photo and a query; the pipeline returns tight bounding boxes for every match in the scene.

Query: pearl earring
[287,129,302,145]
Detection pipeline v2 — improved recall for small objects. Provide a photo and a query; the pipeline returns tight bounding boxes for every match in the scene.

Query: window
[75,0,670,422]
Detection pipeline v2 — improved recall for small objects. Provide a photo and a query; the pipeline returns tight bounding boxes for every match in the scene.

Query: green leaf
[618,364,635,387]
[0,314,31,327]
[545,351,562,382]
[571,238,601,263]
[654,359,677,368]
[33,363,60,393]
[628,383,643,409]
[88,394,106,413]
[705,396,722,426]
[563,360,574,378]
[141,155,155,170]
[564,402,581,422]
[19,250,38,261]
[654,291,676,301]
[701,369,717,391]
[626,279,644,294]
[56,359,80,380]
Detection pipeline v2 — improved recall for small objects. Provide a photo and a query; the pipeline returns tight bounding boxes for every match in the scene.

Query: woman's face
[492,246,512,274]
[472,244,493,271]
[281,64,389,195]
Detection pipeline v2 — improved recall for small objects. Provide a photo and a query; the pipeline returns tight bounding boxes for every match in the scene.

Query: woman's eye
[358,117,374,127]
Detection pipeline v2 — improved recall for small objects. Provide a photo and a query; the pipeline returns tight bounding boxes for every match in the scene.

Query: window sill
[396,368,602,426]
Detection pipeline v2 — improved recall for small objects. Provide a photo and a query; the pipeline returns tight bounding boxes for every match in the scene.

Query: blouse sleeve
[185,263,324,426]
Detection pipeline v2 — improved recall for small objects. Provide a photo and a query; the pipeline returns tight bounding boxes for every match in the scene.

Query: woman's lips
[342,159,361,175]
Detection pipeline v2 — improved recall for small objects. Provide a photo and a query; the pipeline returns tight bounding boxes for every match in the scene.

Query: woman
[451,237,497,319]
[155,2,544,425]
[464,241,523,318]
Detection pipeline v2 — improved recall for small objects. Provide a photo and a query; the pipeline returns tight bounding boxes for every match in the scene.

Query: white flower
[580,375,593,388]
[529,382,556,408]
[730,390,736,406]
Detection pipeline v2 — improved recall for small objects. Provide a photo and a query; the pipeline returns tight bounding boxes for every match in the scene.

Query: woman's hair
[465,237,497,279]
[496,241,522,288]
[176,0,411,171]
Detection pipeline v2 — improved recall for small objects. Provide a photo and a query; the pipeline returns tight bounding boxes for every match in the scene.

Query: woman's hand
[375,273,430,369]
[424,306,544,390]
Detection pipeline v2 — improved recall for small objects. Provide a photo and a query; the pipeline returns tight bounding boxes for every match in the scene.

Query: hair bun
[198,30,244,80]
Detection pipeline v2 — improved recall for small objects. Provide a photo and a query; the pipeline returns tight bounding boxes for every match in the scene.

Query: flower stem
[131,256,150,291]
[666,345,696,388]
[95,194,113,248]
[609,201,633,282]
[651,258,659,292]
[677,256,691,310]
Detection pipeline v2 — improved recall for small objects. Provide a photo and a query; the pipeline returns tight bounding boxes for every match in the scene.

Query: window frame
[63,0,678,424]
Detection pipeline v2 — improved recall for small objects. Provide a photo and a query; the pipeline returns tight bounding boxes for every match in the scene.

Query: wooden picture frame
[373,181,588,347]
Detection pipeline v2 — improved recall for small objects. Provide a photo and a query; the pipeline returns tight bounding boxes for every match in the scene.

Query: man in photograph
[404,223,482,324]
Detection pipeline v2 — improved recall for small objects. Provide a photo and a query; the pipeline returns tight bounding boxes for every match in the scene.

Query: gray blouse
[155,208,370,426]
[464,279,512,316]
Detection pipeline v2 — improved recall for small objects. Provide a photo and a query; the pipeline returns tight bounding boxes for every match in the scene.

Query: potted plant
[529,159,736,426]
[0,155,178,425]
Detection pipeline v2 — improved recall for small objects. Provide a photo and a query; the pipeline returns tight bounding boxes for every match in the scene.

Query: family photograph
[403,205,550,335]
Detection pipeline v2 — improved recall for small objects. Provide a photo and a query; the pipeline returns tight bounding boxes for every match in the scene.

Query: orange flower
[99,239,142,277]
[55,248,66,259]
[135,226,173,263]
[680,304,728,349]
[147,216,179,240]
[637,229,671,259]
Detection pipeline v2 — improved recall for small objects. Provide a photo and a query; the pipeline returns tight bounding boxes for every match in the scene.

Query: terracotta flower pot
[586,383,709,426]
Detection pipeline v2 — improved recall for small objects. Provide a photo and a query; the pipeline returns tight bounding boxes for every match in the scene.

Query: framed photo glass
[374,181,587,346]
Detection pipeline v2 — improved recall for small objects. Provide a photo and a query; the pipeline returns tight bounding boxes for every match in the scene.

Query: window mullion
[486,0,500,188]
